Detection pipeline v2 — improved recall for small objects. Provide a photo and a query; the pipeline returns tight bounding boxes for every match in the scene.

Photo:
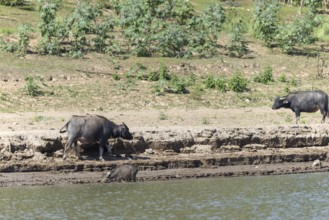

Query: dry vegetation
[0,0,329,128]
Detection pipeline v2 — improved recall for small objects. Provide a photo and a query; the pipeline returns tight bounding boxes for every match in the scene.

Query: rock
[243,144,267,150]
[33,152,47,161]
[180,147,194,153]
[312,159,322,168]
[163,150,178,156]
[54,150,64,158]
[193,145,212,154]
[220,145,241,152]
[145,149,154,154]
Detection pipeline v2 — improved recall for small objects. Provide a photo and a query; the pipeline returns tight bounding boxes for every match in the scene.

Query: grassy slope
[0,0,329,120]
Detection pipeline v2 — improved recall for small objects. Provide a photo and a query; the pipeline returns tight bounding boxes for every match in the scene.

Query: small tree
[228,19,248,58]
[37,0,62,55]
[253,0,280,47]
[276,10,321,53]
[189,3,226,57]
[64,1,102,57]
[17,24,33,55]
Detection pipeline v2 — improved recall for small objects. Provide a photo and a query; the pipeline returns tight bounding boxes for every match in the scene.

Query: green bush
[169,75,189,94]
[154,24,188,57]
[253,66,274,84]
[204,75,217,89]
[148,65,171,81]
[276,10,321,54]
[24,76,43,97]
[229,72,248,93]
[0,24,32,55]
[228,18,248,58]
[253,0,280,47]
[0,0,24,6]
[0,40,18,53]
[291,77,298,86]
[278,74,288,83]
[203,75,228,92]
[215,78,228,92]
[17,24,32,55]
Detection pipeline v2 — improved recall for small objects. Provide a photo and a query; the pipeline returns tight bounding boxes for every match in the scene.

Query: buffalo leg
[106,143,112,155]
[320,108,327,124]
[63,140,81,160]
[73,141,82,159]
[99,140,107,161]
[63,138,74,160]
[295,110,301,124]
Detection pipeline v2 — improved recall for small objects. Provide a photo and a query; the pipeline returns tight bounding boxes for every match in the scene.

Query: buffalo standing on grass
[272,90,329,124]
[60,115,133,161]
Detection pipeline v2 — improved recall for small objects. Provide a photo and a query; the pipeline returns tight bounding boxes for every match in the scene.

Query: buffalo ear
[283,100,289,104]
[122,122,128,129]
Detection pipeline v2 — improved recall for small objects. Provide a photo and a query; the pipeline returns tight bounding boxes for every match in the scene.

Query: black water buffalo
[60,115,133,161]
[272,90,329,124]
[105,164,138,182]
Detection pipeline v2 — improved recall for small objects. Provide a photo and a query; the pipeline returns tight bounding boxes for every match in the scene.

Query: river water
[1,173,329,219]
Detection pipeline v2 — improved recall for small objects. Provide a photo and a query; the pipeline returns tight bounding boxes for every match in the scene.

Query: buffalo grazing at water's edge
[59,115,133,161]
[272,90,329,124]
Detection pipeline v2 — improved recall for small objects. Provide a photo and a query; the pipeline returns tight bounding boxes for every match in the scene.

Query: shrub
[291,77,298,86]
[215,78,228,92]
[204,75,217,89]
[276,10,321,54]
[112,74,121,81]
[253,0,280,47]
[0,0,24,6]
[229,72,248,93]
[0,40,18,53]
[93,17,116,53]
[24,76,43,97]
[154,24,188,57]
[253,66,274,84]
[227,18,248,58]
[0,24,32,55]
[148,65,171,81]
[124,63,148,79]
[203,75,228,92]
[17,24,33,55]
[65,2,102,55]
[169,75,189,94]
[37,1,62,55]
[278,74,288,82]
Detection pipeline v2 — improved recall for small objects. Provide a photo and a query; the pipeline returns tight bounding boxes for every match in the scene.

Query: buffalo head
[119,122,133,140]
[272,96,289,110]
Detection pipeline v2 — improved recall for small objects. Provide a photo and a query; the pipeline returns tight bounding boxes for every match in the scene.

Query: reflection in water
[1,173,329,219]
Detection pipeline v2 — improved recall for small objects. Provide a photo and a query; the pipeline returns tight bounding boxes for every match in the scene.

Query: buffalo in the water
[272,90,329,124]
[60,115,133,161]
[105,164,138,182]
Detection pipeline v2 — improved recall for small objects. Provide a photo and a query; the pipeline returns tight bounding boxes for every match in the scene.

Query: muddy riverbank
[0,124,329,186]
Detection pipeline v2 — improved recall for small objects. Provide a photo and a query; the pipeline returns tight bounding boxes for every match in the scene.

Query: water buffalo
[60,115,133,161]
[105,164,138,182]
[272,90,329,124]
